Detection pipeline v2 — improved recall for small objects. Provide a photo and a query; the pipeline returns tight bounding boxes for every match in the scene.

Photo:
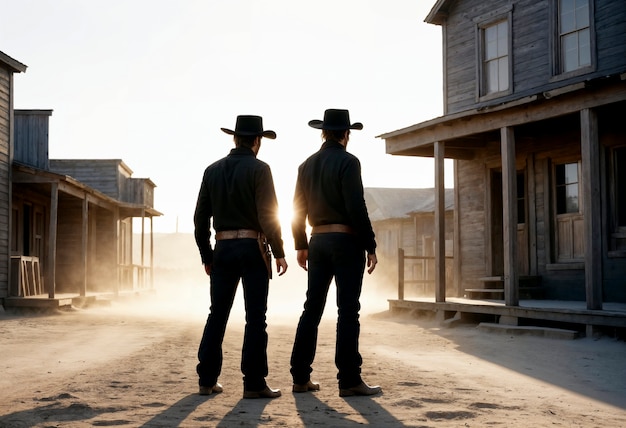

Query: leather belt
[311,224,356,235]
[215,229,259,240]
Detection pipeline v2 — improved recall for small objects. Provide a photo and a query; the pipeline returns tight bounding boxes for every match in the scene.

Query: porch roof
[12,162,162,217]
[377,74,626,160]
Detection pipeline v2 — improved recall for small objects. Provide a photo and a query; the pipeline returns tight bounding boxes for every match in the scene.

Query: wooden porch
[388,297,626,337]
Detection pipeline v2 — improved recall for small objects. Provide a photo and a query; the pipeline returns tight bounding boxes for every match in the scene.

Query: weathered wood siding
[0,66,10,297]
[456,157,487,289]
[49,160,154,207]
[49,159,131,200]
[14,110,51,170]
[454,108,626,301]
[128,178,155,207]
[444,0,626,114]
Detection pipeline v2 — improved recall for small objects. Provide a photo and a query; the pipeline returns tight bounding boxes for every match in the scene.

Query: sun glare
[279,207,293,231]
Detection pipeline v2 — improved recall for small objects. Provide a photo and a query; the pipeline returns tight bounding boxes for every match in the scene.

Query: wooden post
[501,127,519,306]
[150,216,154,289]
[453,160,461,296]
[80,195,88,297]
[581,108,602,310]
[434,141,446,303]
[47,182,58,298]
[398,247,405,301]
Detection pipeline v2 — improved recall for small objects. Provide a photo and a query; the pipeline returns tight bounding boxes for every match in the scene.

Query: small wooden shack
[365,187,454,297]
[378,0,626,334]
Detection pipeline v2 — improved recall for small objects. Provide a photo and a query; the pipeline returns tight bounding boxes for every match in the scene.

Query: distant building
[365,188,453,296]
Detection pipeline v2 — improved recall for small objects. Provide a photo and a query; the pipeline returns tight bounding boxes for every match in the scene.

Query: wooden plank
[383,82,626,156]
[388,300,626,328]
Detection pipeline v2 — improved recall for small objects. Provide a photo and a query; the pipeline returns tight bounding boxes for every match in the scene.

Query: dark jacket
[292,139,376,254]
[194,146,285,265]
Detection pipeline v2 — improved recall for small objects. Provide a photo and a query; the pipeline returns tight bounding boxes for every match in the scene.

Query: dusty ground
[0,279,625,428]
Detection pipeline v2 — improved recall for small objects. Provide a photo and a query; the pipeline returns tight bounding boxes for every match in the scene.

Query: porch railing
[118,264,152,291]
[397,248,453,300]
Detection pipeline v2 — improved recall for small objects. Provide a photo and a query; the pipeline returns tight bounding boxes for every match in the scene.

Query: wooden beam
[501,127,519,306]
[434,142,446,303]
[384,82,626,155]
[581,108,603,310]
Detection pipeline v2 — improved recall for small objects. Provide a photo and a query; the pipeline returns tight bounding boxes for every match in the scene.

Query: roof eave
[425,0,451,25]
[0,51,27,73]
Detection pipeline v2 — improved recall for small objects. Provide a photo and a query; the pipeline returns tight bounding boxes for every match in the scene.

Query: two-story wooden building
[379,0,626,333]
[0,51,27,306]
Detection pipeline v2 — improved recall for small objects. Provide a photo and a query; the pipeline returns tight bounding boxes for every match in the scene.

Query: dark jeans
[197,238,269,391]
[290,233,366,389]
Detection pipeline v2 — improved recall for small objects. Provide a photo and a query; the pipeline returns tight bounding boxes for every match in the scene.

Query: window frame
[475,6,513,101]
[550,0,596,80]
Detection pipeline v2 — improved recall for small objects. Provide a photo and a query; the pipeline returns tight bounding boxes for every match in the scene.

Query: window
[555,162,580,214]
[481,20,510,96]
[553,160,584,262]
[558,0,591,73]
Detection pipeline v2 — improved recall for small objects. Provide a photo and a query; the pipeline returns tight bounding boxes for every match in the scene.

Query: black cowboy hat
[221,115,277,139]
[308,109,363,131]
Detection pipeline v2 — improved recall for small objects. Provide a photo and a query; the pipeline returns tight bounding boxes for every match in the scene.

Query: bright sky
[2,0,449,233]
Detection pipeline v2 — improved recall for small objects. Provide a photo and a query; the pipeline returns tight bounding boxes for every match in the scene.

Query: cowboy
[290,108,382,397]
[194,115,287,399]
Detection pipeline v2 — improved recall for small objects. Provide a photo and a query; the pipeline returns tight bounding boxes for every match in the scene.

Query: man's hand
[204,264,212,276]
[297,249,308,271]
[276,258,288,276]
[367,253,378,274]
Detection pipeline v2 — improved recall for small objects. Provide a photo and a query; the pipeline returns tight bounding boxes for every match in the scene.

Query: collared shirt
[194,146,285,264]
[292,139,376,254]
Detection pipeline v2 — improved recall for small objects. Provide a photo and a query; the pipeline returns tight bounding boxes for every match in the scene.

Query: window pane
[578,28,591,67]
[566,183,579,213]
[485,26,497,60]
[565,163,578,184]
[575,0,589,27]
[498,57,509,90]
[562,34,578,72]
[556,163,579,214]
[560,8,575,33]
[497,22,508,57]
[487,61,498,93]
[561,0,575,15]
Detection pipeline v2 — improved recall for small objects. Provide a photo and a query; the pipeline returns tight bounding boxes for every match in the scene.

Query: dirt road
[1,285,625,427]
